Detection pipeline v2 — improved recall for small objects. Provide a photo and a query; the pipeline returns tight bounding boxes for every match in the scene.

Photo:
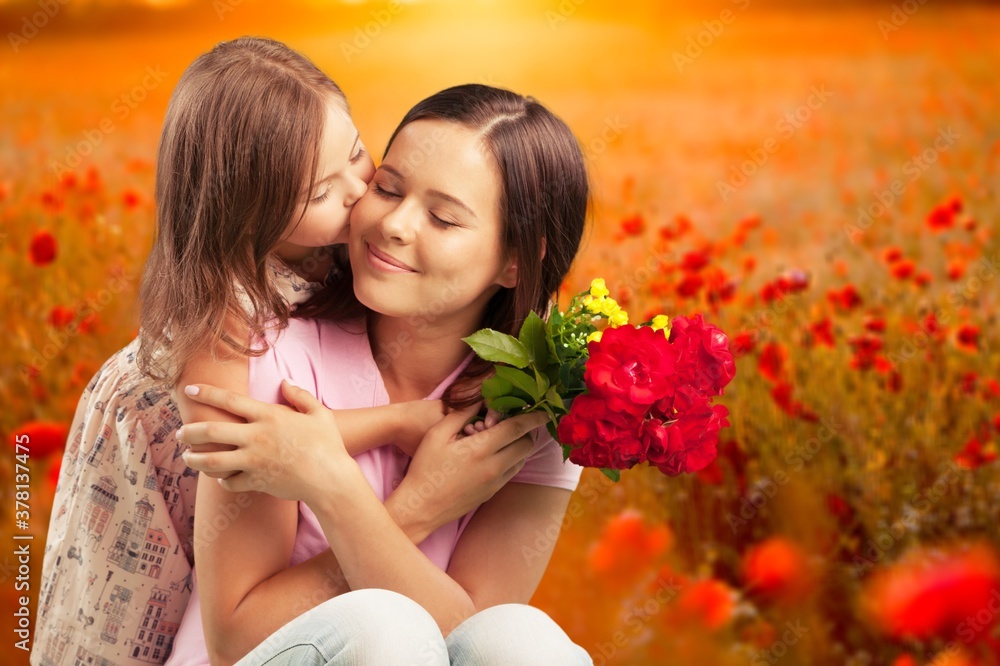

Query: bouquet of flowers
[463,279,736,481]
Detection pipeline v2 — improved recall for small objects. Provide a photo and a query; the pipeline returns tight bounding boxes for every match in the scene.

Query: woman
[174,84,594,664]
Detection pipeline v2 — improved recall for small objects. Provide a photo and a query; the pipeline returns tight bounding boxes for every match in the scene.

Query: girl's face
[348,119,518,331]
[275,97,375,261]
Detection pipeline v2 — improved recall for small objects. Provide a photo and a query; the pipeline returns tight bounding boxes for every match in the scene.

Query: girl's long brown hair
[137,36,346,385]
[296,84,590,408]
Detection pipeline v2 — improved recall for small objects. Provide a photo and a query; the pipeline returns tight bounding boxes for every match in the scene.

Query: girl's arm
[183,383,566,636]
[334,399,444,458]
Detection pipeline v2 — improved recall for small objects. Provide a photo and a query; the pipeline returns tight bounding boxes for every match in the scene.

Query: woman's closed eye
[372,183,400,199]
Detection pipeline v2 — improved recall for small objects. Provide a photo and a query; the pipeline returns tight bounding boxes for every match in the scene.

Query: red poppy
[848,334,884,371]
[954,435,997,470]
[676,273,704,299]
[78,313,104,335]
[742,537,813,603]
[9,422,69,458]
[890,259,916,281]
[891,656,918,666]
[122,189,142,210]
[984,379,1000,401]
[807,318,836,348]
[742,256,757,274]
[770,382,819,422]
[674,579,735,631]
[757,342,786,383]
[955,324,980,353]
[59,172,78,189]
[588,510,672,587]
[730,331,756,356]
[881,246,904,264]
[827,284,863,311]
[960,372,979,395]
[29,230,58,266]
[914,271,933,288]
[923,313,947,342]
[927,197,962,232]
[863,316,887,334]
[947,260,966,281]
[681,249,710,273]
[863,542,1000,642]
[48,305,75,328]
[620,214,644,237]
[40,189,64,213]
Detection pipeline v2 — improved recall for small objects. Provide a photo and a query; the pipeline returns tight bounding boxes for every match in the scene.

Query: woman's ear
[497,258,518,289]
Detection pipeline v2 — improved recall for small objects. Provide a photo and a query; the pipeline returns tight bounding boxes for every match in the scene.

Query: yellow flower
[586,296,605,314]
[651,314,671,336]
[609,309,629,328]
[599,298,621,318]
[587,330,603,344]
[589,278,609,299]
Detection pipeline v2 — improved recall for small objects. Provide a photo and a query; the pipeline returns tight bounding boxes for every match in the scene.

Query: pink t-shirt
[166,317,583,664]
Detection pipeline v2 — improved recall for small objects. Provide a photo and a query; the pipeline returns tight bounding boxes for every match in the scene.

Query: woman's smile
[365,240,418,273]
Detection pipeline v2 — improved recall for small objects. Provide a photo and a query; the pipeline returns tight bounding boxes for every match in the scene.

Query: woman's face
[275,97,375,260]
[348,118,517,330]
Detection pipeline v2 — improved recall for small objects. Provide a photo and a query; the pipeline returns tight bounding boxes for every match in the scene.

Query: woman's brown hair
[137,36,346,385]
[296,84,590,407]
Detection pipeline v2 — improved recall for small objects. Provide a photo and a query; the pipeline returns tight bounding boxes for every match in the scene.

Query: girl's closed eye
[349,147,367,164]
[311,189,330,204]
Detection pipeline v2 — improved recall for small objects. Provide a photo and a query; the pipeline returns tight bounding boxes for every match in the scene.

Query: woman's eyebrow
[379,163,477,219]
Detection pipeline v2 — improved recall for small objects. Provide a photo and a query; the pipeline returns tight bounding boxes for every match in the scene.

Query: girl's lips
[366,241,416,273]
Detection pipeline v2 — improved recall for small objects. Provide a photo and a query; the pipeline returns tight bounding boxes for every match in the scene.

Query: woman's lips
[366,241,416,273]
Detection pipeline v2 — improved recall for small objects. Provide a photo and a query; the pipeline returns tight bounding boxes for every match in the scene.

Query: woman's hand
[178,380,353,504]
[388,407,549,541]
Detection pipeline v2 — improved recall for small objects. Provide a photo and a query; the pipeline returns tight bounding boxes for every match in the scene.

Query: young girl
[175,84,594,665]
[34,38,526,666]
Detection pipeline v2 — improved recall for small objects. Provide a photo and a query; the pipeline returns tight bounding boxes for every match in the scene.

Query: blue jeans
[233,588,593,665]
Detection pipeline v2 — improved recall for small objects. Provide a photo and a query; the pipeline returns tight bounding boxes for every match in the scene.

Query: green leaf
[488,395,528,414]
[481,375,513,400]
[543,386,565,411]
[518,312,550,369]
[600,468,621,483]
[463,329,529,368]
[495,366,541,401]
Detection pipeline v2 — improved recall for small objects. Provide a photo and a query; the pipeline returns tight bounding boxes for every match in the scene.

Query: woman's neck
[368,311,477,402]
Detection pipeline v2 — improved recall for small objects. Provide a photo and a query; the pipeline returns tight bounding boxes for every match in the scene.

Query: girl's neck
[368,311,477,402]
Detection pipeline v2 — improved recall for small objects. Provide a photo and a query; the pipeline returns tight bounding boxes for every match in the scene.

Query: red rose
[644,387,729,476]
[558,394,646,469]
[668,314,735,396]
[584,325,678,417]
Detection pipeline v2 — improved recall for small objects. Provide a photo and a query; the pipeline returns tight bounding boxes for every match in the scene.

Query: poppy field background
[1,1,998,664]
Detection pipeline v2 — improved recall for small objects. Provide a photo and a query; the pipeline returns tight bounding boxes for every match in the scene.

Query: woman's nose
[378,200,416,244]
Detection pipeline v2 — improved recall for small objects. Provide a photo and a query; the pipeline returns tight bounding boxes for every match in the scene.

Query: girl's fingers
[218,472,253,494]
[279,379,325,415]
[182,384,265,420]
[484,409,501,429]
[181,449,246,475]
[176,421,251,448]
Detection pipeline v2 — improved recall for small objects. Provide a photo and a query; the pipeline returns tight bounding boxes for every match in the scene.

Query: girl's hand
[393,399,447,457]
[178,380,352,504]
[390,406,548,538]
[460,408,502,437]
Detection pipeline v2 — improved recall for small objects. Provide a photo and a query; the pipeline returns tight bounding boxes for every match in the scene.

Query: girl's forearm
[334,403,407,456]
[309,462,478,636]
